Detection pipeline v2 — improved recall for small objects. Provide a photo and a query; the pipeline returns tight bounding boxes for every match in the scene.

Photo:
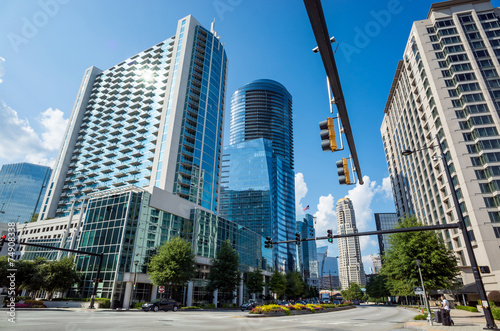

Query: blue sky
[2,0,498,272]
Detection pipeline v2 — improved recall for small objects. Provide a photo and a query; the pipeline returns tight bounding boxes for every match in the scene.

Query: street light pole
[403,137,497,329]
[416,259,432,326]
[129,260,139,309]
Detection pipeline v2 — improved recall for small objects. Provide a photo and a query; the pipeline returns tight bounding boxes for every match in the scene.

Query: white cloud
[347,175,378,231]
[313,194,336,237]
[362,254,374,273]
[39,108,68,151]
[0,101,67,167]
[381,176,393,199]
[359,236,378,251]
[295,172,308,214]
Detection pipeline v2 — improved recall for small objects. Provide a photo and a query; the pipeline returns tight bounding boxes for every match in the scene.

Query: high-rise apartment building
[0,162,51,223]
[39,15,227,220]
[374,212,399,256]
[219,79,296,271]
[337,198,365,289]
[381,0,500,292]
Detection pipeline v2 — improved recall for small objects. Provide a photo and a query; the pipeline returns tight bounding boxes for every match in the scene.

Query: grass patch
[456,305,478,312]
[181,306,201,310]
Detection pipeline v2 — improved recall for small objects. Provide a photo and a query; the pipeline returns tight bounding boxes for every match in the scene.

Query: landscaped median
[246,303,355,317]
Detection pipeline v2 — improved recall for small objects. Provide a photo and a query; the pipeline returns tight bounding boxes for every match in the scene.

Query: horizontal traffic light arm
[264,223,459,246]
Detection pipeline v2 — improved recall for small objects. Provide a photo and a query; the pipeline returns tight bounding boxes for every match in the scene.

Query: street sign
[479,266,491,273]
[158,286,165,293]
[414,286,425,295]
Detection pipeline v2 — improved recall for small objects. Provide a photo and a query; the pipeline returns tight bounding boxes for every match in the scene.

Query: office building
[296,214,319,287]
[0,162,51,223]
[370,254,382,274]
[39,15,227,220]
[381,0,500,293]
[374,212,399,256]
[337,198,366,289]
[220,79,296,271]
[317,246,340,289]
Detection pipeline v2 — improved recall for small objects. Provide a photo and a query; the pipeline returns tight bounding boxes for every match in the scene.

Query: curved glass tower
[230,79,293,169]
[221,79,296,271]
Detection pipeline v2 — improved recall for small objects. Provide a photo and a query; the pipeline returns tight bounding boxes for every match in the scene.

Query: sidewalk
[405,307,496,331]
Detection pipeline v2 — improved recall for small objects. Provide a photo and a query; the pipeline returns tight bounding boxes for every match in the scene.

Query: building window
[494,227,500,238]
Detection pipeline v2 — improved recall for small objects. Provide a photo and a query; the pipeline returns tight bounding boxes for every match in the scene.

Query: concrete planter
[43,301,101,309]
[247,305,355,318]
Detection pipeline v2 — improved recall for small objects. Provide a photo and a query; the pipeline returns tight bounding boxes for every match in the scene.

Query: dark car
[240,299,264,311]
[142,298,181,312]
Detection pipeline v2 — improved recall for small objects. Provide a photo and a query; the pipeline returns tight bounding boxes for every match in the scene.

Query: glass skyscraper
[296,214,319,286]
[220,79,296,271]
[374,212,399,256]
[0,162,51,223]
[39,15,227,220]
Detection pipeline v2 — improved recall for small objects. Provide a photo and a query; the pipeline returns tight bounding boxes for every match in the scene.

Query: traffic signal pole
[304,0,363,185]
[12,240,104,309]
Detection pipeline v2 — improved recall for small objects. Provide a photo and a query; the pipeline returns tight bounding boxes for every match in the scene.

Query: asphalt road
[1,305,418,331]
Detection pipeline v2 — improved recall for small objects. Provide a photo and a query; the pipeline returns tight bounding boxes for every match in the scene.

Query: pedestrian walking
[441,295,454,326]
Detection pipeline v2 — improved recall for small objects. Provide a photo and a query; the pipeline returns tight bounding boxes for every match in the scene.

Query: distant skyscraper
[374,213,399,256]
[220,79,296,271]
[337,197,365,289]
[296,214,319,286]
[0,162,51,223]
[370,254,382,274]
[381,0,500,292]
[39,15,227,220]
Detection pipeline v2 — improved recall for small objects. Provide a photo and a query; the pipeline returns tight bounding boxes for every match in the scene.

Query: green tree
[43,256,81,299]
[285,271,304,300]
[30,213,38,223]
[17,258,47,298]
[341,282,363,301]
[380,215,459,295]
[366,274,390,300]
[269,270,286,299]
[246,268,264,297]
[148,237,196,297]
[206,240,240,305]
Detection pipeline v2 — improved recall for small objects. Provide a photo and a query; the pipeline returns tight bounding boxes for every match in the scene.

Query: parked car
[240,299,264,311]
[142,298,182,312]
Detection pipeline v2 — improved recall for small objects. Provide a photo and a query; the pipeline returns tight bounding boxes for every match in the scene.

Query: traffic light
[295,232,301,246]
[327,229,333,243]
[336,158,351,185]
[264,236,273,249]
[0,235,5,248]
[319,118,337,152]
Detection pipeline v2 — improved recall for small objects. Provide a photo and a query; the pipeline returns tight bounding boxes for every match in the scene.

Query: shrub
[24,300,44,305]
[488,291,500,306]
[95,298,111,308]
[414,314,428,320]
[134,302,146,309]
[456,305,478,312]
[491,307,500,321]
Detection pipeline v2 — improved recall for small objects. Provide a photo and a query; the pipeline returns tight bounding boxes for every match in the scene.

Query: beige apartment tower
[381,0,500,294]
[337,198,366,290]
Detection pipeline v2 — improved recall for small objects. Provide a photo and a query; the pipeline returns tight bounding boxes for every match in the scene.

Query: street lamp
[130,260,139,308]
[402,137,497,329]
[415,259,432,326]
